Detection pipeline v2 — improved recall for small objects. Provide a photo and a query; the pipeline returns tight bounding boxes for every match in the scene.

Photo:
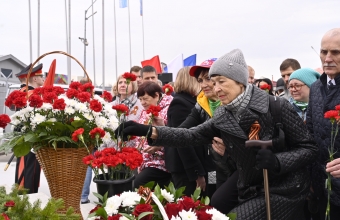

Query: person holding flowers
[133,81,173,189]
[306,28,340,219]
[116,49,317,219]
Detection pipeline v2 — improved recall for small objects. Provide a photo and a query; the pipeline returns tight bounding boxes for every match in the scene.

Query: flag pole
[38,0,40,64]
[28,0,32,63]
[114,0,118,80]
[68,0,72,84]
[128,0,132,67]
[102,0,105,92]
[141,0,145,60]
[92,0,96,87]
[64,0,69,74]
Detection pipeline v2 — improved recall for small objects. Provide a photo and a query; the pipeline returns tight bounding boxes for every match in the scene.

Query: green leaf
[192,187,201,201]
[94,207,108,219]
[13,142,31,157]
[71,120,85,128]
[174,186,186,200]
[119,213,134,220]
[92,192,104,201]
[227,212,237,220]
[52,141,57,150]
[168,182,176,195]
[24,133,39,143]
[143,181,155,189]
[137,212,153,220]
[203,196,210,205]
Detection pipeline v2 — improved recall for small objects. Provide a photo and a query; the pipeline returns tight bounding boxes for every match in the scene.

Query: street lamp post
[79,0,97,76]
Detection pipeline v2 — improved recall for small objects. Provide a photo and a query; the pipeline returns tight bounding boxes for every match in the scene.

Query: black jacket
[165,92,209,181]
[151,86,317,219]
[306,73,340,206]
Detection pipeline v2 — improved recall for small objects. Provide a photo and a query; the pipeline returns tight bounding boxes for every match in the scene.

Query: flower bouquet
[323,105,340,220]
[259,84,271,93]
[0,81,118,156]
[87,182,236,220]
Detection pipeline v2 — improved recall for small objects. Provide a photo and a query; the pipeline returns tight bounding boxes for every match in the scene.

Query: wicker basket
[27,51,92,218]
[36,147,89,215]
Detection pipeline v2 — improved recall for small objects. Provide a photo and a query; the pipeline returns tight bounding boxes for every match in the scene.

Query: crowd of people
[13,27,340,219]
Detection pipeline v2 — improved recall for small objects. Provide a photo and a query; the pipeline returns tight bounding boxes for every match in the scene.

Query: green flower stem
[79,135,90,154]
[100,167,107,180]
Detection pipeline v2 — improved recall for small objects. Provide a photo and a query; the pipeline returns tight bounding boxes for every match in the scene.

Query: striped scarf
[293,100,308,111]
[225,84,252,122]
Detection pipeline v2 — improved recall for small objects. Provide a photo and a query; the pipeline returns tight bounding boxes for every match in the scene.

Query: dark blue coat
[306,73,340,206]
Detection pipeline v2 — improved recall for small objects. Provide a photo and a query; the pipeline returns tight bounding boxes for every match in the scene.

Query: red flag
[44,59,56,86]
[141,55,162,74]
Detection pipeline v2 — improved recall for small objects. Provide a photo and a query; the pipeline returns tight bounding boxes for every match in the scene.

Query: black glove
[256,149,280,172]
[114,121,152,141]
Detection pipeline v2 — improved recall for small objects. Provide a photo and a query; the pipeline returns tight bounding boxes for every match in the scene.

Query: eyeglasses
[197,76,211,84]
[288,84,306,91]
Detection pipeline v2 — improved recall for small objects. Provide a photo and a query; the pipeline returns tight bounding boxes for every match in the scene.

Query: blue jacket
[306,73,340,206]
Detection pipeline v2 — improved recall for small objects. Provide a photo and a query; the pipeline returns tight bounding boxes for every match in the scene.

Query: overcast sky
[0,0,339,86]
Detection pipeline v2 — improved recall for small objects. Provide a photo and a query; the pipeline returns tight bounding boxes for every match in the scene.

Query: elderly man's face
[320,34,340,78]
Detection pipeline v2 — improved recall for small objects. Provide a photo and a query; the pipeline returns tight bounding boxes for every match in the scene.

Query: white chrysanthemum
[170,216,181,220]
[47,118,57,122]
[161,189,174,203]
[83,112,94,121]
[10,118,20,126]
[31,113,46,125]
[108,119,119,130]
[40,103,53,110]
[102,132,112,144]
[95,116,108,128]
[104,105,117,117]
[64,106,75,115]
[206,208,229,220]
[104,195,122,216]
[21,126,27,132]
[74,116,81,121]
[178,209,197,220]
[92,111,102,117]
[120,191,141,207]
[119,216,130,220]
[74,102,88,112]
[93,94,106,104]
[64,98,78,107]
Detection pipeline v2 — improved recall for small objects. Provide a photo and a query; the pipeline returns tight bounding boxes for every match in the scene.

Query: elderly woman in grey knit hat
[115,49,317,219]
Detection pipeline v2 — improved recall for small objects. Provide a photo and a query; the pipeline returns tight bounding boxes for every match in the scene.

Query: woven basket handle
[25,51,91,95]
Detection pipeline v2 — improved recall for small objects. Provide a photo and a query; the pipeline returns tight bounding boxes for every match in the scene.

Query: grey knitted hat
[208,49,248,86]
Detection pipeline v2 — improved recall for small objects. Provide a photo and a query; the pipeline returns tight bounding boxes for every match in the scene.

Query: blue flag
[183,54,197,66]
[119,0,127,8]
[140,0,143,16]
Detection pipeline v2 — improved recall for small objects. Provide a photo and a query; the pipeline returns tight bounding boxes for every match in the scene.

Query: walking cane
[245,139,273,220]
[4,154,15,171]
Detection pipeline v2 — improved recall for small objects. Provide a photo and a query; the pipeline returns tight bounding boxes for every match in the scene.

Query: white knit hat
[208,49,248,86]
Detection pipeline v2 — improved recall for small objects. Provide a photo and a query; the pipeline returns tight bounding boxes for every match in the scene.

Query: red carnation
[28,95,43,108]
[4,200,15,207]
[260,84,271,92]
[133,204,153,220]
[0,114,11,129]
[108,215,122,220]
[1,213,10,220]
[69,81,82,90]
[77,92,91,103]
[53,86,65,95]
[43,92,58,104]
[164,203,184,218]
[178,196,198,211]
[122,72,137,83]
[324,110,340,120]
[90,99,103,112]
[163,84,174,96]
[335,105,340,111]
[33,87,44,95]
[5,90,27,108]
[53,98,66,110]
[89,127,105,139]
[196,210,212,220]
[66,88,79,99]
[43,86,54,93]
[82,154,95,165]
[79,82,94,94]
[101,91,113,102]
[112,104,129,116]
[146,105,162,117]
[72,128,85,142]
